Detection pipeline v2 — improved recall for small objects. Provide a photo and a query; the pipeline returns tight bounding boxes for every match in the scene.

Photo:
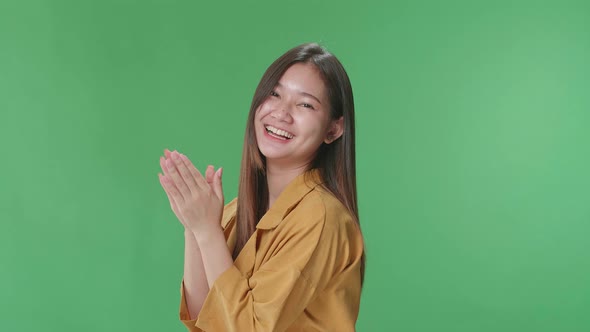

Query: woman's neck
[266,163,309,208]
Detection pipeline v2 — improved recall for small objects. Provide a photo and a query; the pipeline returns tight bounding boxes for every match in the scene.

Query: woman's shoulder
[293,186,356,230]
[294,187,364,263]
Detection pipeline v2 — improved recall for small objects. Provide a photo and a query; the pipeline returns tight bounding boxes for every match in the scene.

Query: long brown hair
[234,43,365,283]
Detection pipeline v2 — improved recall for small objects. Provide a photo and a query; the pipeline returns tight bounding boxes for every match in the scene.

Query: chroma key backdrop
[1,1,589,331]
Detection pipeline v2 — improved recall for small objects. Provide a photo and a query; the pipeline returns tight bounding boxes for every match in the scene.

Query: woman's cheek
[256,102,273,118]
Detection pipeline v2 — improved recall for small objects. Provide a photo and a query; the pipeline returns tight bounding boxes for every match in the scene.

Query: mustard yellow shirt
[179,169,364,331]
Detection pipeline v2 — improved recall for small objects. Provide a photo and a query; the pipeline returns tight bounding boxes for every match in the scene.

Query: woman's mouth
[265,125,294,140]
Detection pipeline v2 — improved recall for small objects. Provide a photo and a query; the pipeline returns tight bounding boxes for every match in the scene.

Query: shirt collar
[256,168,323,230]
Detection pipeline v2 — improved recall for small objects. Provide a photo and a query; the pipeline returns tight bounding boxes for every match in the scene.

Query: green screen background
[1,1,589,331]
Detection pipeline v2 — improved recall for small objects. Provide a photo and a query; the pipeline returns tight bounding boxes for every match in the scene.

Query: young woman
[158,43,365,331]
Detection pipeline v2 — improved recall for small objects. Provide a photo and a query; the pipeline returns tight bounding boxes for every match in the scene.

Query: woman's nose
[271,103,293,122]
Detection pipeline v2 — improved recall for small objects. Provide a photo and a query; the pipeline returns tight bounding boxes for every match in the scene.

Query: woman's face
[254,63,343,169]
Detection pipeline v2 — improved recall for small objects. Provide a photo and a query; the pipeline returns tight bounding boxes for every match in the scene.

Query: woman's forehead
[277,63,327,100]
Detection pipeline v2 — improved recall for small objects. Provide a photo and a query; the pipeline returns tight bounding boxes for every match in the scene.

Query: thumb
[212,167,224,202]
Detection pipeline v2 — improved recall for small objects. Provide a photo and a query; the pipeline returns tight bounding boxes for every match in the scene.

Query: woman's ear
[324,116,344,144]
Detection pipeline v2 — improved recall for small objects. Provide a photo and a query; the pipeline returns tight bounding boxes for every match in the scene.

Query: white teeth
[265,125,294,139]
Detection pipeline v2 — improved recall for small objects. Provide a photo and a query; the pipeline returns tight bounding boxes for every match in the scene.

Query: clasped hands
[158,149,224,237]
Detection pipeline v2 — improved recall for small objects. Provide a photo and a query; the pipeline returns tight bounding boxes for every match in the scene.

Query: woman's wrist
[184,228,199,244]
[192,223,224,246]
[184,221,223,245]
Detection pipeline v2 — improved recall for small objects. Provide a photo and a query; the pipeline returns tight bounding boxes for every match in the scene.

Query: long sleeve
[179,199,238,332]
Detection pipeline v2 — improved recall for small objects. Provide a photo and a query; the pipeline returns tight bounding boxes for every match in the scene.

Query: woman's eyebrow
[276,82,322,105]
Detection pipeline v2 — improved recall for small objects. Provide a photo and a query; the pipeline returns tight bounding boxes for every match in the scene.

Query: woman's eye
[302,103,315,110]
[270,91,279,97]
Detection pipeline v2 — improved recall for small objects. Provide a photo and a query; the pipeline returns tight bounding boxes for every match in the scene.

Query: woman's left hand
[159,149,224,236]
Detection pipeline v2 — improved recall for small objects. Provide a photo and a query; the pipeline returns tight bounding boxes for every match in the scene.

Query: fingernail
[172,152,180,160]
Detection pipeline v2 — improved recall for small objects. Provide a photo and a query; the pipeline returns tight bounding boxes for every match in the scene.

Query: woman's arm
[159,149,212,320]
[161,150,232,288]
[182,229,209,319]
[193,226,234,288]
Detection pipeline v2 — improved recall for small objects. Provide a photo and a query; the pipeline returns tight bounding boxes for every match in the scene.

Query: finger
[160,156,168,175]
[159,173,188,226]
[170,151,200,193]
[205,165,215,185]
[212,167,224,202]
[179,153,208,189]
[165,158,192,199]
[159,172,184,205]
[163,149,173,174]
[161,149,178,176]
[159,173,180,209]
[161,151,179,176]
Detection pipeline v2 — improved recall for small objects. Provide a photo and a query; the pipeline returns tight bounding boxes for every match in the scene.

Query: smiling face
[254,62,343,169]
